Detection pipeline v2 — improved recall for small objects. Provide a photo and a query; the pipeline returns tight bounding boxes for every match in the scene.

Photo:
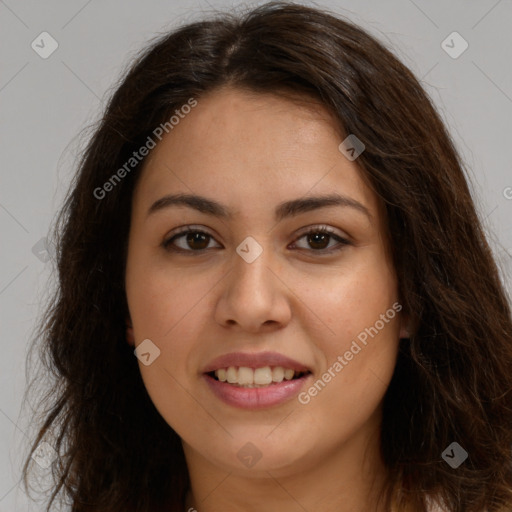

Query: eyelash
[161,225,350,255]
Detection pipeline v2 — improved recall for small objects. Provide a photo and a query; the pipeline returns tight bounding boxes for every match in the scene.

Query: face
[125,86,408,479]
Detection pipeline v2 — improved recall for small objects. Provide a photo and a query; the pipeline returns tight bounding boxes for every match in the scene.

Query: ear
[126,317,135,346]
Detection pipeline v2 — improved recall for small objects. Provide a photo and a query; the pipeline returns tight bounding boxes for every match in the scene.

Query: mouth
[206,366,311,388]
[203,365,313,409]
[201,351,313,408]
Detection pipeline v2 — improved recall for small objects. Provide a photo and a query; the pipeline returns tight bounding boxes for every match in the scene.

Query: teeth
[272,366,284,383]
[254,367,273,385]
[226,367,238,383]
[214,366,304,387]
[284,368,294,380]
[238,366,254,385]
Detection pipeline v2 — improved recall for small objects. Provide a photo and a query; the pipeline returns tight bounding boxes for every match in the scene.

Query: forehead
[133,86,384,229]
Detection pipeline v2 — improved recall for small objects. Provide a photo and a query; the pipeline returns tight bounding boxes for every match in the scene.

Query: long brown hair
[22,2,512,511]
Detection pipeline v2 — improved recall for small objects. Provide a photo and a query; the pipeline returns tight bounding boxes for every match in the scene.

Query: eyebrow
[147,192,372,223]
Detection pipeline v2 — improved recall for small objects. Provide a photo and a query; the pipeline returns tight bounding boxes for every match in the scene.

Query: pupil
[308,232,329,250]
[187,232,208,250]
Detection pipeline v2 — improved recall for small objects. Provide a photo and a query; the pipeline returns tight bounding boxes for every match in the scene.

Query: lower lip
[203,373,311,410]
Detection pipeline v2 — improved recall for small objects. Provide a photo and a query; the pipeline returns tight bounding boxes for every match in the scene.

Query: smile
[210,365,309,387]
[204,367,312,409]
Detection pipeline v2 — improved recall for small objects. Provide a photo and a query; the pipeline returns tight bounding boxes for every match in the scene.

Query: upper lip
[202,351,312,374]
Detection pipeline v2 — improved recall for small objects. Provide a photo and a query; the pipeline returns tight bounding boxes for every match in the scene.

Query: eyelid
[294,223,346,239]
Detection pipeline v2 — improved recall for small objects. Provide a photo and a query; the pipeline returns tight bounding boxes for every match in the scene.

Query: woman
[22,2,512,511]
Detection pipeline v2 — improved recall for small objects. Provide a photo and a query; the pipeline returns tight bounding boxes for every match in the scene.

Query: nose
[214,242,292,333]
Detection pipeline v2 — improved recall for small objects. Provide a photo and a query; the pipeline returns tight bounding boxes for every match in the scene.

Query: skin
[125,85,410,512]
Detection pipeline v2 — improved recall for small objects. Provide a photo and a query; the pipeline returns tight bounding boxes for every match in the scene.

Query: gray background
[1,0,511,510]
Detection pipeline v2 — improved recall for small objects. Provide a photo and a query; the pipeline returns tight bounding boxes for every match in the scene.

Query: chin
[205,436,314,476]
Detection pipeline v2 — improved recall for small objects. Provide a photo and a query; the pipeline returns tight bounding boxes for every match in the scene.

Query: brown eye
[292,226,350,253]
[162,225,349,255]
[306,231,331,250]
[183,232,210,250]
[163,228,221,253]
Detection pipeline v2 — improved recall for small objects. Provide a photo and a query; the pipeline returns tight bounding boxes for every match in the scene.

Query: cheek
[126,259,215,393]
[126,253,213,340]
[301,252,400,399]
[128,273,208,426]
[299,294,400,445]
[301,255,398,346]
